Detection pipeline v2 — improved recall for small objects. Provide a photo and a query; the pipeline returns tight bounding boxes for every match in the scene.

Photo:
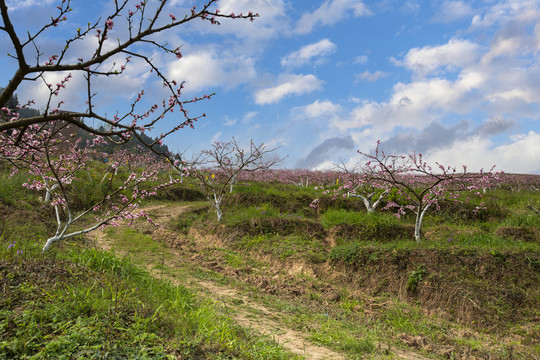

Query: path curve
[89,203,347,360]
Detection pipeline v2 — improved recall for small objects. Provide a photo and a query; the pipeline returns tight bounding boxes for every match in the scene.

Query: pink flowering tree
[360,141,495,242]
[328,159,391,213]
[0,0,259,249]
[1,121,175,251]
[308,161,389,215]
[0,0,257,161]
[193,138,282,221]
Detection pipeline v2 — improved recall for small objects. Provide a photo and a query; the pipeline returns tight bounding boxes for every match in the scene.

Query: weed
[407,266,427,293]
[526,256,540,270]
[328,242,363,264]
[224,251,244,268]
[0,235,293,359]
[321,209,398,229]
[490,251,508,264]
[502,213,540,227]
[171,209,206,234]
[236,234,327,261]
[340,297,361,313]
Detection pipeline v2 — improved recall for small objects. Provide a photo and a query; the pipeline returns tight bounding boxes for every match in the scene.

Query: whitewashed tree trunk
[208,193,224,221]
[349,189,389,213]
[44,183,58,203]
[42,219,108,252]
[42,201,136,252]
[414,203,431,242]
[229,174,237,193]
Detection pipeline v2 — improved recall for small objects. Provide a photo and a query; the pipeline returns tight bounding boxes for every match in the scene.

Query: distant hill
[2,87,172,156]
[77,124,171,155]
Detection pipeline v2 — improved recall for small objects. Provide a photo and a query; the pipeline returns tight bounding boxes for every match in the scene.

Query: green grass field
[1,170,539,359]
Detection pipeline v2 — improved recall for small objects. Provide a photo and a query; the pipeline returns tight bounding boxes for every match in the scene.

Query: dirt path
[89,203,432,360]
[90,203,347,360]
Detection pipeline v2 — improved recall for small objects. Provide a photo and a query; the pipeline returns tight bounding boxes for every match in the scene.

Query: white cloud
[281,39,337,68]
[424,132,540,174]
[211,131,222,143]
[432,1,473,23]
[5,0,55,10]
[16,65,145,115]
[313,160,335,171]
[300,99,342,118]
[333,69,486,135]
[390,72,483,111]
[221,111,257,127]
[223,116,237,127]
[397,39,480,76]
[390,73,481,117]
[487,89,536,103]
[295,0,372,34]
[18,71,85,111]
[400,1,420,14]
[334,6,540,150]
[482,36,523,64]
[536,23,540,51]
[242,111,258,124]
[187,0,289,42]
[354,55,368,64]
[168,51,256,93]
[345,131,540,175]
[470,0,538,29]
[254,74,324,104]
[356,70,387,82]
[16,52,162,117]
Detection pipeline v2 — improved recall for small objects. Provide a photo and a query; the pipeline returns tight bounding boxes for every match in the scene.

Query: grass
[254,282,539,359]
[169,203,210,234]
[0,186,297,359]
[328,231,538,259]
[1,246,296,359]
[1,166,539,359]
[232,181,317,198]
[0,172,39,207]
[223,203,307,225]
[235,234,327,263]
[501,212,540,227]
[320,208,399,229]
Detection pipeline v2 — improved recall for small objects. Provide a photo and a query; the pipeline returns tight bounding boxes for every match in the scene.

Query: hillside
[1,172,539,359]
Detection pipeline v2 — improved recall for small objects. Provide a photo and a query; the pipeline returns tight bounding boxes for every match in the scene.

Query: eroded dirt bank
[90,203,539,360]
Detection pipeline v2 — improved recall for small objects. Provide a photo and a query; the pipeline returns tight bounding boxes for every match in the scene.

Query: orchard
[0,0,257,250]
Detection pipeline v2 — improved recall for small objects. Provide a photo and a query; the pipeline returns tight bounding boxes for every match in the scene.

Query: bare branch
[0,0,259,158]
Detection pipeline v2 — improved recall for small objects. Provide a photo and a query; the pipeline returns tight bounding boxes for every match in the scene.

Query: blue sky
[2,0,540,173]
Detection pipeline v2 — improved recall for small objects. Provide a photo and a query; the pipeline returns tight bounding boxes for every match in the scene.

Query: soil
[89,203,432,360]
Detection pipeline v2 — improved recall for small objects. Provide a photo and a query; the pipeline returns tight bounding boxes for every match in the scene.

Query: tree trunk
[208,193,224,221]
[216,207,223,222]
[229,174,237,193]
[42,235,61,252]
[363,197,375,213]
[352,189,389,213]
[414,203,431,242]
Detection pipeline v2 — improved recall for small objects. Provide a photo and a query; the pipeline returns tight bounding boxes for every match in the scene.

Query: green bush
[502,213,540,227]
[0,171,39,207]
[407,266,427,292]
[236,234,327,262]
[329,242,364,264]
[321,209,398,228]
